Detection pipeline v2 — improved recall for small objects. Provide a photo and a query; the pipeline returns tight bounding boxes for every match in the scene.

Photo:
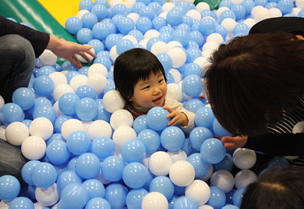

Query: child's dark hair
[114,48,167,103]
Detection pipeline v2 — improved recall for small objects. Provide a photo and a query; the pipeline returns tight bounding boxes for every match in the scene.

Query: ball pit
[0,0,300,208]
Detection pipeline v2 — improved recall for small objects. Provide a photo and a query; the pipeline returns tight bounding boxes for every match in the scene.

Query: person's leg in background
[0,34,35,103]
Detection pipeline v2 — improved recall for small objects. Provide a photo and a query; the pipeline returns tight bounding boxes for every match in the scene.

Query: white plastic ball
[61,119,86,140]
[167,41,183,49]
[254,8,271,23]
[76,9,90,19]
[123,34,139,45]
[48,72,68,88]
[159,12,168,19]
[0,200,10,209]
[110,109,134,130]
[167,149,188,163]
[206,33,224,44]
[88,120,112,139]
[168,69,182,84]
[233,148,257,170]
[53,84,75,101]
[35,183,59,207]
[29,118,54,140]
[112,125,137,149]
[141,192,168,209]
[290,8,301,15]
[193,57,210,73]
[243,18,256,28]
[53,101,64,118]
[166,83,183,102]
[151,41,169,55]
[169,160,195,187]
[167,47,187,68]
[87,73,107,94]
[0,95,4,109]
[139,39,148,49]
[186,9,202,21]
[296,0,304,9]
[38,49,57,66]
[21,136,46,160]
[0,125,6,141]
[231,0,244,4]
[162,2,175,13]
[202,49,214,58]
[88,63,108,77]
[109,0,124,7]
[234,169,258,189]
[269,8,283,17]
[103,90,125,113]
[69,74,88,92]
[202,41,219,52]
[110,45,119,61]
[199,205,214,209]
[210,170,235,193]
[251,5,266,18]
[293,121,304,133]
[221,18,237,34]
[196,2,210,12]
[216,7,230,18]
[200,164,214,181]
[185,180,211,206]
[144,30,160,39]
[75,46,94,63]
[34,203,46,209]
[149,151,173,176]
[124,0,136,9]
[5,122,29,146]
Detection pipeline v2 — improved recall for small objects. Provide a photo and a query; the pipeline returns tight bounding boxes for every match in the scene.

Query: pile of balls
[0,0,300,208]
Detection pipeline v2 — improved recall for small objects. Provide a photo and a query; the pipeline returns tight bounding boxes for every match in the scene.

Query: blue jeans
[0,34,35,103]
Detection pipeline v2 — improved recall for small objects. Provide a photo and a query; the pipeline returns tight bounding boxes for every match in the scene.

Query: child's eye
[142,85,150,90]
[158,79,163,83]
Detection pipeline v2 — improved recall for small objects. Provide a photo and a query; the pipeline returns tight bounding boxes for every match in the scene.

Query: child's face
[129,71,167,110]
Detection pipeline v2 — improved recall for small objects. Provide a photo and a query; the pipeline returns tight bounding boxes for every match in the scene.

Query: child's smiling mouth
[153,96,163,104]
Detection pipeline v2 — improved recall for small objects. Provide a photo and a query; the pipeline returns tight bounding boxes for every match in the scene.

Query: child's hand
[221,135,248,151]
[163,106,188,127]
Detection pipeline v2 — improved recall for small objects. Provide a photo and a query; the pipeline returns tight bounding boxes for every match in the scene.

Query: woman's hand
[221,135,248,151]
[47,35,97,68]
[163,106,188,127]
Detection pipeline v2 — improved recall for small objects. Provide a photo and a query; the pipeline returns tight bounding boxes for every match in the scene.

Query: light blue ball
[172,29,189,47]
[93,56,112,71]
[31,162,57,188]
[77,28,93,44]
[159,32,172,43]
[76,153,101,179]
[76,98,98,121]
[9,197,34,209]
[54,115,72,133]
[59,183,89,209]
[128,30,144,42]
[207,186,226,209]
[146,107,170,131]
[0,103,23,125]
[46,133,65,146]
[185,48,202,63]
[101,156,125,182]
[215,24,227,39]
[214,153,234,172]
[91,136,115,160]
[265,2,278,9]
[111,4,129,16]
[232,187,246,207]
[58,93,80,115]
[126,188,148,209]
[139,6,156,20]
[189,30,205,47]
[166,71,175,84]
[67,130,91,155]
[92,3,108,20]
[149,176,174,200]
[218,10,236,24]
[0,175,21,201]
[137,128,160,153]
[12,87,35,110]
[160,126,185,151]
[121,140,146,163]
[136,16,153,34]
[255,0,268,6]
[95,0,110,7]
[82,12,98,29]
[46,140,71,165]
[222,204,239,209]
[146,37,161,51]
[219,0,234,8]
[82,179,105,200]
[33,75,54,97]
[182,75,203,98]
[32,104,56,124]
[88,39,105,54]
[156,53,173,74]
[182,16,194,27]
[65,16,83,34]
[194,106,215,130]
[213,118,232,138]
[118,17,135,35]
[78,66,89,76]
[104,183,128,209]
[57,170,82,192]
[123,162,149,189]
[36,66,56,77]
[267,156,290,169]
[79,0,94,10]
[233,23,249,36]
[199,18,216,36]
[174,196,199,209]
[231,4,246,20]
[278,0,293,14]
[85,198,111,209]
[76,85,97,99]
[116,39,135,55]
[242,0,256,15]
[184,98,205,114]
[94,103,111,122]
[200,138,226,164]
[92,22,111,40]
[166,9,183,26]
[159,26,174,34]
[132,2,146,13]
[152,16,167,31]
[187,153,210,178]
[133,115,148,134]
[21,160,41,185]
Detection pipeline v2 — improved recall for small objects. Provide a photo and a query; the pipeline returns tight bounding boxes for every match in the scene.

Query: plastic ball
[21,136,46,160]
[33,75,55,97]
[126,188,148,209]
[87,120,112,139]
[210,170,234,193]
[76,28,93,44]
[75,85,97,99]
[65,16,83,34]
[58,183,89,209]
[82,179,105,200]
[169,160,195,187]
[121,139,146,163]
[232,187,245,207]
[206,186,226,209]
[35,183,59,207]
[187,153,210,178]
[58,93,80,115]
[214,153,234,172]
[101,156,125,182]
[103,90,125,113]
[233,148,257,170]
[133,115,148,134]
[112,125,137,150]
[199,17,216,36]
[53,84,75,101]
[31,162,57,188]
[66,130,91,155]
[141,192,168,209]
[173,196,199,209]
[56,170,82,193]
[149,176,174,200]
[182,75,203,98]
[166,9,183,26]
[194,106,215,130]
[29,117,53,140]
[104,183,128,209]
[85,198,111,209]
[213,119,232,138]
[149,151,173,176]
[185,180,210,206]
[123,162,149,189]
[32,104,56,124]
[61,119,86,140]
[110,109,134,130]
[21,160,41,185]
[0,175,21,201]
[91,136,115,160]
[0,103,23,125]
[167,149,187,163]
[70,74,88,92]
[137,129,161,153]
[146,107,170,131]
[166,47,187,68]
[75,97,98,121]
[160,126,185,151]
[235,169,258,189]
[76,153,101,179]
[156,53,173,74]
[8,197,34,209]
[5,122,29,146]
[200,138,226,164]
[46,140,71,165]
[267,156,290,169]
[12,87,35,110]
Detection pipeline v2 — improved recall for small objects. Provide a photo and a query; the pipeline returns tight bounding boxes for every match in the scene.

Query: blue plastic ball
[207,186,226,209]
[139,6,156,20]
[12,87,35,110]
[101,156,125,182]
[172,29,189,47]
[158,32,172,43]
[111,4,129,16]
[21,160,41,185]
[31,162,57,188]
[133,115,148,134]
[182,75,203,98]
[92,3,108,20]
[242,0,256,15]
[59,183,89,209]
[152,16,167,31]
[149,176,174,200]
[94,103,112,122]
[67,130,91,155]
[54,115,72,133]
[0,175,21,201]
[218,10,236,24]
[57,170,82,192]
[122,162,149,189]
[79,0,94,10]
[219,0,233,8]
[200,138,226,164]
[32,104,56,123]
[82,12,98,29]
[75,98,98,121]
[185,48,202,63]
[278,0,293,14]
[82,179,105,200]
[0,103,23,125]
[174,196,199,209]
[156,53,173,74]
[184,98,205,113]
[76,153,101,179]
[128,30,144,42]
[194,106,215,130]
[199,18,216,36]
[160,126,185,151]
[65,16,83,34]
[88,39,105,54]
[118,17,135,35]
[166,9,183,26]
[232,187,246,207]
[77,28,93,44]
[85,197,111,209]
[136,16,153,34]
[233,23,249,36]
[33,75,54,97]
[46,140,71,165]
[231,4,246,20]
[189,30,204,47]
[58,93,80,115]
[121,140,146,163]
[146,107,170,131]
[137,129,161,153]
[214,153,234,172]
[9,197,34,209]
[104,183,128,209]
[76,85,97,99]
[126,188,148,209]
[92,22,111,40]
[91,136,115,160]
[146,37,161,51]
[132,2,146,13]
[213,119,232,138]
[116,39,135,55]
[187,153,210,178]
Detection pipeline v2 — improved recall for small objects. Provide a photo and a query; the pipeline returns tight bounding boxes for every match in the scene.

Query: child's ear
[128,95,133,102]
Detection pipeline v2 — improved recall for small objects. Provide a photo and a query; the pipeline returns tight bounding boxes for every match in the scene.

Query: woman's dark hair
[240,167,304,209]
[204,33,304,136]
[113,48,167,103]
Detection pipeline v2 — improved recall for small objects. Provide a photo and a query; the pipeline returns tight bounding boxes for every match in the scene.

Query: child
[113,48,195,134]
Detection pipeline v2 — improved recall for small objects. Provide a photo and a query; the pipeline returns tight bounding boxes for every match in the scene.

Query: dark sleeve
[244,133,304,156]
[0,15,50,57]
[249,17,304,36]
